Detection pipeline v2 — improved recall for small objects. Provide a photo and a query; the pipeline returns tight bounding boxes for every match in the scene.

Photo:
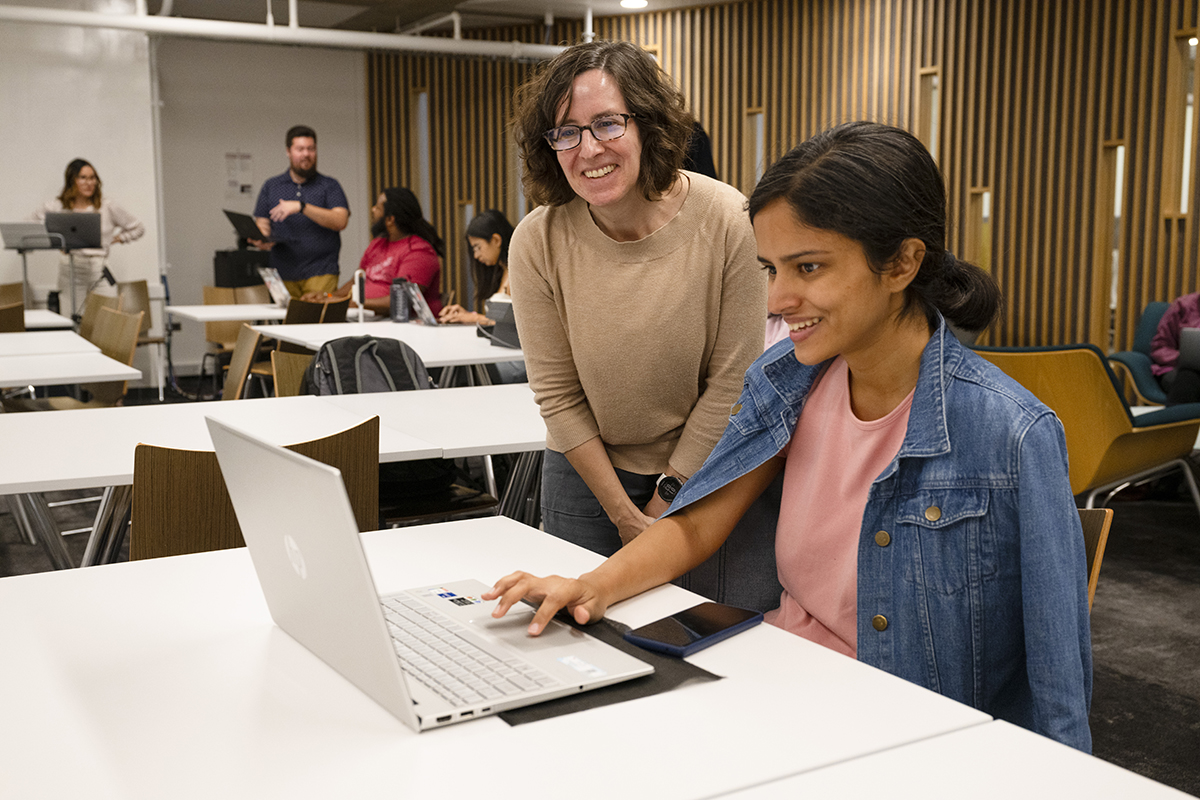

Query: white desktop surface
[0,394,440,494]
[253,320,524,367]
[715,720,1190,798]
[0,329,99,356]
[320,383,545,457]
[23,308,75,329]
[167,303,287,322]
[0,517,990,800]
[0,352,140,387]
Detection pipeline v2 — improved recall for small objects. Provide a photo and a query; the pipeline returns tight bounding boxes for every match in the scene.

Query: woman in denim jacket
[486,122,1092,751]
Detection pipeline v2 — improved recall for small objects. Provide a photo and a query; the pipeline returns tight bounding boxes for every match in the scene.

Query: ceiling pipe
[584,7,593,43]
[288,0,298,29]
[451,10,461,40]
[265,0,274,28]
[0,4,565,60]
[156,0,173,16]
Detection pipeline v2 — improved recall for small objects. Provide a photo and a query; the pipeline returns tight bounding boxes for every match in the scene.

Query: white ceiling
[158,0,704,33]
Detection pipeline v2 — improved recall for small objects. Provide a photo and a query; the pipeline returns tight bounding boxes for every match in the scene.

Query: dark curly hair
[749,122,1000,334]
[512,40,694,207]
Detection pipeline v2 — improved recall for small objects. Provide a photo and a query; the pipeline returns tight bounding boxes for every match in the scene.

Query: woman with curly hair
[509,40,766,557]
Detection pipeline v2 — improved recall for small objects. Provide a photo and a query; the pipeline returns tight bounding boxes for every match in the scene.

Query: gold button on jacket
[730,402,742,415]
[924,505,942,522]
[875,530,891,547]
[872,615,888,631]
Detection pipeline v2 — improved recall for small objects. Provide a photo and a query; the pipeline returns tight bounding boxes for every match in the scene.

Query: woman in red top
[304,187,444,316]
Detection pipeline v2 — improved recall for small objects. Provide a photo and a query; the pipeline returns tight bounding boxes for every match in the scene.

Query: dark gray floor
[0,435,1197,793]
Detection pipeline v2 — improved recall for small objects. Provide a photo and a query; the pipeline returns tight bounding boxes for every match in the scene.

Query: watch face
[657,476,683,502]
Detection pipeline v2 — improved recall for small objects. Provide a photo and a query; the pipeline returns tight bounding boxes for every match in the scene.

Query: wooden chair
[0,281,24,306]
[4,307,143,411]
[198,286,239,398]
[78,292,118,342]
[117,279,166,402]
[0,301,24,332]
[221,324,262,401]
[1079,507,1114,611]
[234,283,272,305]
[250,296,350,386]
[975,344,1200,514]
[271,350,312,397]
[129,417,380,560]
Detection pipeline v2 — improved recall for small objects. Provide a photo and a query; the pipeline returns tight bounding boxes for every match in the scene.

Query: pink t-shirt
[360,235,443,315]
[764,357,913,657]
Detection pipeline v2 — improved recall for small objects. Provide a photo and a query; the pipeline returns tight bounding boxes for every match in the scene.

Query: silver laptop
[44,212,102,250]
[205,416,652,731]
[1179,328,1200,372]
[0,222,52,250]
[255,266,291,306]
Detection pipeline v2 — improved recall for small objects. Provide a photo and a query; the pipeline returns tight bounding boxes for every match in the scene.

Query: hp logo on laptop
[283,534,308,580]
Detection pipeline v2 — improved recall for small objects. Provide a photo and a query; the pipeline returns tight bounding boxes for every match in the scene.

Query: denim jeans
[541,448,656,557]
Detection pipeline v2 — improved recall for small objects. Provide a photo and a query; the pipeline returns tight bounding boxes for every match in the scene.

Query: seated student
[1150,291,1200,405]
[303,187,443,316]
[484,122,1093,752]
[438,209,526,383]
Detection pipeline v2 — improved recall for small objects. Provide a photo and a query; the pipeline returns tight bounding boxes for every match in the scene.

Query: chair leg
[11,493,73,570]
[4,495,38,545]
[81,485,133,567]
[1179,459,1200,520]
[155,342,165,402]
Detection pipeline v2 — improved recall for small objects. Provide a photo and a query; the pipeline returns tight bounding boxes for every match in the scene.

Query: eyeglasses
[543,114,636,151]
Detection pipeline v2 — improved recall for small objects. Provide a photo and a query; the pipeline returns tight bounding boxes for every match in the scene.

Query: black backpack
[299,335,455,497]
[300,335,432,396]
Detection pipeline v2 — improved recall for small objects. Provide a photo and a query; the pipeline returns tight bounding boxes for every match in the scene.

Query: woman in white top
[33,158,144,309]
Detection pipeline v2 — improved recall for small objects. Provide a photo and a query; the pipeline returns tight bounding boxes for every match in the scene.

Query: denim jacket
[668,322,1093,751]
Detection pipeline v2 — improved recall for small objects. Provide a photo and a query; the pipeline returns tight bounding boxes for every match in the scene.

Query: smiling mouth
[788,318,821,331]
[584,165,616,179]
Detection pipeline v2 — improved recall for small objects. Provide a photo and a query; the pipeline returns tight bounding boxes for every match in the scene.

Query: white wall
[0,0,161,301]
[156,37,369,372]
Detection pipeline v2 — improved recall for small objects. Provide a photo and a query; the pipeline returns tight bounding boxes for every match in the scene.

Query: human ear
[490,233,503,248]
[883,238,926,293]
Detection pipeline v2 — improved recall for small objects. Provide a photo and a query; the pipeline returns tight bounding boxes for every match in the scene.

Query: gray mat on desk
[499,618,721,726]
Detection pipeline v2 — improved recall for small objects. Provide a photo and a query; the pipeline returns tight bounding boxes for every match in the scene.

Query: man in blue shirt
[252,125,350,297]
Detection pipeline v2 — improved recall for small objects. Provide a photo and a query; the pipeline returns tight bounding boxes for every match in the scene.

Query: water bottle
[390,279,411,322]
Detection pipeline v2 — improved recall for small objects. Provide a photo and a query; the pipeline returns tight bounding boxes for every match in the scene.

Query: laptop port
[437,715,452,723]
[461,710,474,717]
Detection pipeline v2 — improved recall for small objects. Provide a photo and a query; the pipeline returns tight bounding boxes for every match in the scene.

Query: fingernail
[528,623,540,635]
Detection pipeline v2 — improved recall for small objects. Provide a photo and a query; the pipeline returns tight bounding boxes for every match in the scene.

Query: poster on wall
[224,152,254,201]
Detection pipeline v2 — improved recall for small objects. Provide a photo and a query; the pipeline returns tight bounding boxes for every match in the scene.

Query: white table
[167,303,288,323]
[0,516,991,800]
[0,352,139,387]
[714,720,1191,799]
[252,320,524,371]
[0,329,98,356]
[23,308,75,329]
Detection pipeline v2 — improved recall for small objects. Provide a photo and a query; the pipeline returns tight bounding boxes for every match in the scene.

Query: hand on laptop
[483,572,610,637]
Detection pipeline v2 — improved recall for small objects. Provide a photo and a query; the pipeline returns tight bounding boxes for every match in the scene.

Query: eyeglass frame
[542,113,637,152]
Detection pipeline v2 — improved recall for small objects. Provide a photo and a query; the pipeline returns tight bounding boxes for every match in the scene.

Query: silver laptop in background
[205,416,653,731]
[0,222,52,250]
[1178,328,1200,373]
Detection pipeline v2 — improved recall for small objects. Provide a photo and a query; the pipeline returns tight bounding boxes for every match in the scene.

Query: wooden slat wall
[367,0,1200,348]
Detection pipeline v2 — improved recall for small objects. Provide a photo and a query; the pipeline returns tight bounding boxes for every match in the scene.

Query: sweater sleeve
[1150,297,1188,371]
[107,201,145,244]
[667,206,766,477]
[509,212,602,452]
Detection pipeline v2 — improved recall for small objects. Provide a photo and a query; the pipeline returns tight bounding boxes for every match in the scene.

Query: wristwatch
[298,201,307,214]
[656,473,683,503]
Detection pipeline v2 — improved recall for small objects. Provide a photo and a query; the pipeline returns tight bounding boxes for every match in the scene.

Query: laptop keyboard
[382,596,563,707]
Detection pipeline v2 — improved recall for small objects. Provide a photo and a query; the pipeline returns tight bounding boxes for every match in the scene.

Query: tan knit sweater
[509,172,767,477]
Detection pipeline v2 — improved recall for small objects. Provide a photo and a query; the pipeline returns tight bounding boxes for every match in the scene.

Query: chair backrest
[129,416,380,560]
[974,345,1135,494]
[282,296,327,325]
[234,283,272,305]
[1078,507,1113,611]
[271,350,312,397]
[78,292,118,342]
[0,281,24,306]
[1132,301,1171,355]
[0,301,24,333]
[82,306,144,405]
[116,279,153,336]
[202,285,240,348]
[221,323,262,401]
[319,296,351,324]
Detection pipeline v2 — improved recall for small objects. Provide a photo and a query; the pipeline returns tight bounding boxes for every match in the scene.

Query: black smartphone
[623,602,763,657]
